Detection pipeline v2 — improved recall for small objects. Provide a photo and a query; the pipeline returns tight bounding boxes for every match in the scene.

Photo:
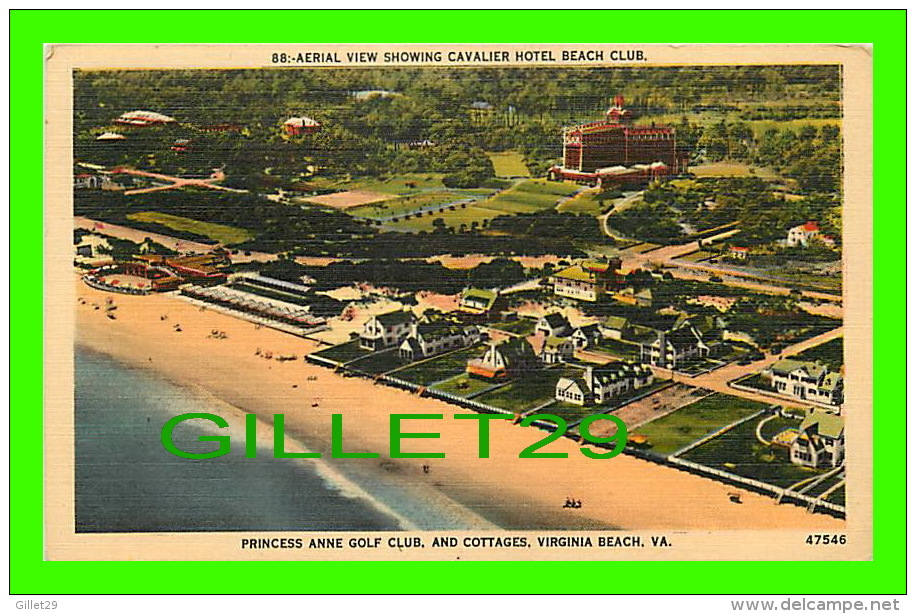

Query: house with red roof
[728,246,749,261]
[786,221,821,247]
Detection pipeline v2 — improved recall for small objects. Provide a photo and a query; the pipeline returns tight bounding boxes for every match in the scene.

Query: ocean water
[75,346,492,533]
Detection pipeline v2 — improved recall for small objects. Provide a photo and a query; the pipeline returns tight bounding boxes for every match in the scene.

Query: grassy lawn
[709,342,752,362]
[633,393,771,456]
[630,242,662,254]
[310,339,372,364]
[732,373,776,393]
[804,474,845,498]
[384,179,578,230]
[787,336,843,370]
[593,338,641,360]
[306,173,448,195]
[475,365,584,413]
[758,414,802,442]
[385,205,501,232]
[540,401,592,425]
[556,190,603,216]
[346,350,407,375]
[677,250,718,263]
[690,162,780,181]
[388,344,487,385]
[348,191,469,219]
[486,318,537,335]
[748,118,841,139]
[773,270,843,292]
[680,417,829,488]
[474,179,579,215]
[825,485,845,506]
[675,358,723,376]
[487,151,531,178]
[127,211,254,245]
[431,373,498,397]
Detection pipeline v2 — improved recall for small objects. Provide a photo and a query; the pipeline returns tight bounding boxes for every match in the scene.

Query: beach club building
[360,310,417,351]
[551,258,621,302]
[134,253,229,285]
[555,362,654,406]
[790,408,845,468]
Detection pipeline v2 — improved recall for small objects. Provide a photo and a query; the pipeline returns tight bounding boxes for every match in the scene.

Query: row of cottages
[399,322,482,361]
[555,362,654,406]
[763,359,844,407]
[467,337,539,380]
[790,408,845,468]
[551,258,621,302]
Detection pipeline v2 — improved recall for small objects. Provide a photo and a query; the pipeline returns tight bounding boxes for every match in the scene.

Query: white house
[640,323,709,368]
[790,408,845,468]
[556,362,654,406]
[539,336,575,364]
[570,323,602,349]
[535,312,572,338]
[399,322,481,361]
[787,221,821,247]
[599,316,630,340]
[359,310,416,351]
[551,259,619,302]
[457,288,505,319]
[764,359,844,407]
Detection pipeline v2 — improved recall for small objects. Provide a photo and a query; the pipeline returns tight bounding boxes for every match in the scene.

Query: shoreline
[74,278,843,531]
[76,342,500,532]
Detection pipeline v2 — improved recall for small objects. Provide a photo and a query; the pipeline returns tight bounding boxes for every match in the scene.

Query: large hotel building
[548,96,688,187]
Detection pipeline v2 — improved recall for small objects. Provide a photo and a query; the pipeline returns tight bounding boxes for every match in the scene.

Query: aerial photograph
[71,64,847,534]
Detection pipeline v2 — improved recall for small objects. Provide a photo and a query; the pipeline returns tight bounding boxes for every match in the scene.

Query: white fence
[667,456,845,516]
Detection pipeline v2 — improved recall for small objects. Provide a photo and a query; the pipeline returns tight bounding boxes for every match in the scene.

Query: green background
[10,9,905,595]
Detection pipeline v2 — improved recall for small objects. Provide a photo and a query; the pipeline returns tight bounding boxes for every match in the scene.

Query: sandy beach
[74,278,843,531]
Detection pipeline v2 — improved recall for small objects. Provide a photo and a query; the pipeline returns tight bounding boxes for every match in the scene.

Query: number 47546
[806,534,847,545]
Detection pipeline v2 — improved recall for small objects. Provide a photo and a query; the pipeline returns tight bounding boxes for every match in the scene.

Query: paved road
[600,190,644,241]
[616,228,843,303]
[500,278,544,294]
[74,217,276,263]
[115,167,248,195]
[653,325,844,408]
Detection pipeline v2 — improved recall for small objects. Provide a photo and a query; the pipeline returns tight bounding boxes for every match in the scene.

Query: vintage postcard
[44,43,872,561]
